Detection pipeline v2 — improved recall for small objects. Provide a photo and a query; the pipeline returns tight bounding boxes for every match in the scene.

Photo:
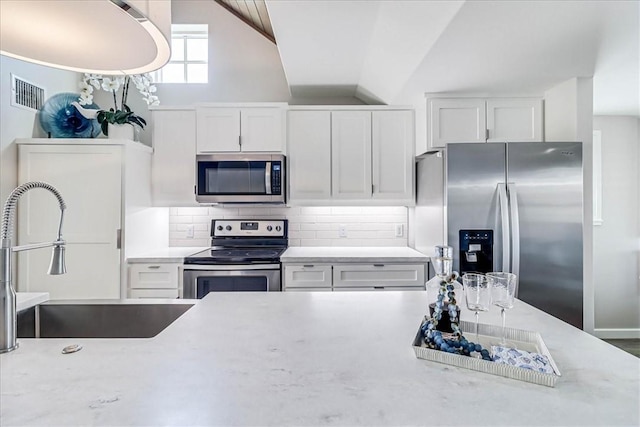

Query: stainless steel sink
[17,300,194,339]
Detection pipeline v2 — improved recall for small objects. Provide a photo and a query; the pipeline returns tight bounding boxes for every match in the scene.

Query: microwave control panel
[271,162,282,195]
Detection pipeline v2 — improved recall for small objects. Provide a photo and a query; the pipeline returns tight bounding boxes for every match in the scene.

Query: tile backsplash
[169,206,408,247]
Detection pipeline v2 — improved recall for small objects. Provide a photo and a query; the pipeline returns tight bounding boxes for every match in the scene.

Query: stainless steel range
[183,219,288,298]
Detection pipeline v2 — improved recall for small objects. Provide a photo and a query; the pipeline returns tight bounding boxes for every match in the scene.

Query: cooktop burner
[184,247,287,265]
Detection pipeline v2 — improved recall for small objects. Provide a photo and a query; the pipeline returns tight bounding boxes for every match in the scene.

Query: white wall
[592,116,640,337]
[159,0,290,104]
[0,55,79,204]
[168,206,408,248]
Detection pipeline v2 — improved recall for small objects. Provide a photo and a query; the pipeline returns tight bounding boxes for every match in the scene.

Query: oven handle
[183,264,281,271]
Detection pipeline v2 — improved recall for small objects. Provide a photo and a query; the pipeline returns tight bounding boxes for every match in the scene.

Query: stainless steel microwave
[195,153,285,204]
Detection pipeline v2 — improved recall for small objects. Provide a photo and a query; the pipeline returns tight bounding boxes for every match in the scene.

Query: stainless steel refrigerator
[415,142,584,329]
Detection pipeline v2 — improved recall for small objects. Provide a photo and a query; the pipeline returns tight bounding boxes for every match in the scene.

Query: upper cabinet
[196,106,285,153]
[151,108,198,206]
[288,108,414,206]
[427,97,543,151]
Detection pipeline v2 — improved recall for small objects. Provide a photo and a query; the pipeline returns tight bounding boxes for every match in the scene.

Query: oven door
[182,264,281,299]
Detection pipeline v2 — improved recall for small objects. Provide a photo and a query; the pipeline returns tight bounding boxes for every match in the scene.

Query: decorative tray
[412,320,561,387]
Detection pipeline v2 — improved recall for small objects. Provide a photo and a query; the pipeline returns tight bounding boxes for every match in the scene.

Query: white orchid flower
[148,85,157,93]
[79,81,94,93]
[101,77,121,92]
[78,93,94,106]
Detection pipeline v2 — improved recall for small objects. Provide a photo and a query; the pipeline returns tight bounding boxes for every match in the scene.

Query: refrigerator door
[507,142,583,328]
[447,143,507,274]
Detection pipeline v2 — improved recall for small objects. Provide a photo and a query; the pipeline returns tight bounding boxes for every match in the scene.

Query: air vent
[11,74,45,111]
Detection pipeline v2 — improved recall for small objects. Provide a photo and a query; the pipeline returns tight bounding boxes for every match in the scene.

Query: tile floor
[603,339,640,357]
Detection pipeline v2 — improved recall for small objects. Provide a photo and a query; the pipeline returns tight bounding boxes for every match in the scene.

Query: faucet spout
[0,181,67,353]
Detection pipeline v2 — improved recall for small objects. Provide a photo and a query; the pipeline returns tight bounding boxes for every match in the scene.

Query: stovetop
[184,219,289,265]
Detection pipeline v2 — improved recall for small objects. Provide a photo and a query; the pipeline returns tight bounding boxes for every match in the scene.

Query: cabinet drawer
[333,286,425,292]
[284,265,332,289]
[129,289,179,299]
[129,263,180,289]
[332,264,425,288]
[283,287,333,292]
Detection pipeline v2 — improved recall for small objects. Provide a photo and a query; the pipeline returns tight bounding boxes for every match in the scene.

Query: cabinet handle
[374,286,385,290]
[147,265,161,269]
[116,229,122,249]
[485,128,489,141]
[239,135,242,147]
[303,264,314,268]
[373,264,385,267]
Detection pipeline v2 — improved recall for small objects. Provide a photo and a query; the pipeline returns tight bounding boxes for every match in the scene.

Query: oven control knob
[217,225,223,231]
[226,225,232,231]
[266,225,273,232]
[275,225,282,232]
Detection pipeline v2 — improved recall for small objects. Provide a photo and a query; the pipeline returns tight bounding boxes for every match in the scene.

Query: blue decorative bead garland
[421,272,493,361]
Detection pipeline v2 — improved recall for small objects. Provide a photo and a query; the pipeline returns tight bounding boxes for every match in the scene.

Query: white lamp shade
[0,0,171,74]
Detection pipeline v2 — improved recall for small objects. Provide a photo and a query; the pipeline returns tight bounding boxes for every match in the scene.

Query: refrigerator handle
[497,183,510,272]
[507,182,521,293]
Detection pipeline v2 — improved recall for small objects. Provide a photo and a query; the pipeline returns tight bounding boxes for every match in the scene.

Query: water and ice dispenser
[459,229,493,274]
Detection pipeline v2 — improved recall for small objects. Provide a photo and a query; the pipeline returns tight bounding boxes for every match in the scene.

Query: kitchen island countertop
[281,246,429,263]
[16,292,49,312]
[1,291,638,426]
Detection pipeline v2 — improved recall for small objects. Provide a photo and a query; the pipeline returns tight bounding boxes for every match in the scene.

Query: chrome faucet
[1,182,67,353]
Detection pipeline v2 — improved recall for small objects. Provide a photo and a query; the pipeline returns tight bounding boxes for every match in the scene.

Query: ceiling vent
[11,74,45,112]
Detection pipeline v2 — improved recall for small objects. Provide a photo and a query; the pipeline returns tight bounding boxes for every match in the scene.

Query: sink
[17,301,194,339]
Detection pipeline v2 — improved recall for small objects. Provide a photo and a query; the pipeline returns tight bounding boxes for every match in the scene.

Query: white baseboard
[593,328,640,339]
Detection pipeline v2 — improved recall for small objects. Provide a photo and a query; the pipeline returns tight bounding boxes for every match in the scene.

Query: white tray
[412,319,562,387]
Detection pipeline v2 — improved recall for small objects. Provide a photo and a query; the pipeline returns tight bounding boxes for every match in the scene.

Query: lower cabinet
[128,262,181,298]
[283,263,425,291]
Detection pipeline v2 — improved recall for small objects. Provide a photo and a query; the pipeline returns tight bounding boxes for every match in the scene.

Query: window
[154,24,208,83]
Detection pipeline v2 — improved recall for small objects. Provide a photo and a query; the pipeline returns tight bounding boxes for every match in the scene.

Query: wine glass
[462,273,491,343]
[487,272,517,346]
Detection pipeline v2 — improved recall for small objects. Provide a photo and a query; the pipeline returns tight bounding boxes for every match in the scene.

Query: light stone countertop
[16,292,49,312]
[126,247,208,263]
[281,246,430,263]
[1,292,638,426]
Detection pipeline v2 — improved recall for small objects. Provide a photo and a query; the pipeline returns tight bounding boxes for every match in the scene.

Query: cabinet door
[331,111,372,200]
[129,263,180,289]
[332,264,425,288]
[240,108,283,152]
[372,110,414,203]
[486,98,543,142]
[196,108,241,152]
[151,110,197,206]
[287,110,332,201]
[428,98,486,149]
[17,144,122,299]
[283,264,332,290]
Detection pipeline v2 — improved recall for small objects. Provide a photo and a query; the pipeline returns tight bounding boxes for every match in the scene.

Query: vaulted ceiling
[265,0,639,116]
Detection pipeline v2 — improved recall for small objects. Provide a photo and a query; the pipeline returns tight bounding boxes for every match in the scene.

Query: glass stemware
[462,273,491,343]
[487,272,517,346]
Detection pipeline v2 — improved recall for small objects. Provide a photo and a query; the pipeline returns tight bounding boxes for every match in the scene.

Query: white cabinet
[151,109,197,206]
[17,139,153,300]
[332,264,425,289]
[372,111,414,201]
[283,264,332,290]
[287,110,332,200]
[128,262,181,299]
[287,108,414,205]
[332,111,372,200]
[486,98,543,142]
[282,262,425,291]
[196,107,284,153]
[427,97,543,150]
